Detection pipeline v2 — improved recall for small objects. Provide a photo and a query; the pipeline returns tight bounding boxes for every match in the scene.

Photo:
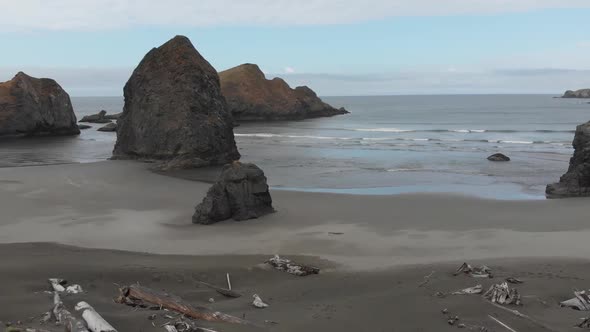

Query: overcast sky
[1,0,589,96]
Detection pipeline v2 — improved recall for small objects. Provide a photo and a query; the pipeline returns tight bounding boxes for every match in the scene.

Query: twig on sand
[418,271,435,288]
[226,273,232,291]
[488,315,518,332]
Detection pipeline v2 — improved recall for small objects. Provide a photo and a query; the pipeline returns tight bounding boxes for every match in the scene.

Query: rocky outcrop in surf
[562,89,590,98]
[546,121,590,198]
[98,122,117,132]
[112,35,240,168]
[193,162,274,224]
[487,153,510,162]
[219,63,348,121]
[0,72,80,137]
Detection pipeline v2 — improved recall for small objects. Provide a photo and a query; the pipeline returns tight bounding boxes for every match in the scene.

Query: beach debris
[267,255,320,276]
[75,301,116,332]
[148,314,157,320]
[52,293,89,332]
[252,294,268,308]
[208,298,215,303]
[488,315,518,332]
[578,317,590,328]
[195,279,242,298]
[560,290,590,311]
[505,277,523,284]
[483,283,521,305]
[226,273,232,290]
[115,285,250,325]
[441,308,449,315]
[163,317,219,332]
[452,284,483,295]
[454,263,493,278]
[447,315,460,326]
[48,278,84,294]
[418,271,435,288]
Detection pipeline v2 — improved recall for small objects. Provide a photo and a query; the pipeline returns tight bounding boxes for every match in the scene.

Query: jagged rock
[97,122,117,132]
[193,162,274,224]
[0,72,80,137]
[487,153,510,162]
[563,89,590,98]
[219,63,349,121]
[79,110,112,123]
[546,121,590,198]
[78,124,92,130]
[113,35,239,168]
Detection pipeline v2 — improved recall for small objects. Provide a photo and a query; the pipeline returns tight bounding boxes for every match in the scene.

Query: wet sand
[1,161,590,331]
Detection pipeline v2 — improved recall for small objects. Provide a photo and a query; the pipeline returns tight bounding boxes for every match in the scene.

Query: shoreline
[1,160,590,270]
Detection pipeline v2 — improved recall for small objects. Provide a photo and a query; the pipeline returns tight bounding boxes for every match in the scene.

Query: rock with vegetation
[487,153,510,162]
[0,72,80,137]
[112,35,240,168]
[193,162,274,224]
[219,63,349,121]
[562,89,590,98]
[546,121,590,198]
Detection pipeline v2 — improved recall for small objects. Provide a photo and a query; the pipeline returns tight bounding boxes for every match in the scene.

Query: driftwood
[452,284,483,295]
[74,302,117,332]
[560,290,590,311]
[488,315,518,332]
[252,294,268,308]
[196,280,242,298]
[116,285,250,325]
[578,317,590,328]
[163,318,219,332]
[49,279,84,294]
[505,277,524,284]
[483,283,521,305]
[454,263,493,278]
[52,293,89,332]
[267,255,320,276]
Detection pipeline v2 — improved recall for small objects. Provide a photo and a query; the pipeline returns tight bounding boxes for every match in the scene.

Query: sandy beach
[1,160,590,331]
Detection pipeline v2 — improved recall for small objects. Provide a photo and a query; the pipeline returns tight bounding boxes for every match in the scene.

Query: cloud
[284,67,295,74]
[2,0,590,30]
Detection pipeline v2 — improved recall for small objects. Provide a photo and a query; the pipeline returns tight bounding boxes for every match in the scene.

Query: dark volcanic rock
[193,162,274,224]
[97,122,117,132]
[78,124,92,130]
[0,72,80,137]
[546,121,590,198]
[562,89,590,98]
[113,35,239,168]
[219,63,349,121]
[79,110,112,123]
[487,153,510,162]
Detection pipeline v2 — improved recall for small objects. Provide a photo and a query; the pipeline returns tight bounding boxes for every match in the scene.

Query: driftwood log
[116,285,250,325]
[267,255,320,276]
[196,280,242,298]
[52,293,89,332]
[74,302,117,332]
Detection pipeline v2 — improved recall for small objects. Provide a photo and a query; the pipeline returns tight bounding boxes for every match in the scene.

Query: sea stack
[113,35,240,168]
[546,121,590,198]
[562,89,590,98]
[219,63,349,121]
[0,72,80,137]
[193,162,274,224]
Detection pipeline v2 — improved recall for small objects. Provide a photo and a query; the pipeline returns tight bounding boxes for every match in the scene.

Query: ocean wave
[349,128,575,134]
[235,133,354,140]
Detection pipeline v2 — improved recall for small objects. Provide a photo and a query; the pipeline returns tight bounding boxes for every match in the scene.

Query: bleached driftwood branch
[52,292,89,332]
[75,302,117,332]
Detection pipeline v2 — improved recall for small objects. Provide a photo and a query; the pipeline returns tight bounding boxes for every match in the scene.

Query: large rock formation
[562,89,590,98]
[193,162,274,224]
[112,35,240,168]
[0,72,80,137]
[546,121,590,198]
[219,63,349,121]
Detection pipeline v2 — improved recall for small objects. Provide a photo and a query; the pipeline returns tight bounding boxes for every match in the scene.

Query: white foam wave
[353,128,414,133]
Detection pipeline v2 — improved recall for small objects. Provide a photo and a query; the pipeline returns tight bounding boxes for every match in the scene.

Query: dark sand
[1,161,590,331]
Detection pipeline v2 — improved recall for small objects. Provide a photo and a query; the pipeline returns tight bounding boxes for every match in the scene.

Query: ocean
[1,95,588,199]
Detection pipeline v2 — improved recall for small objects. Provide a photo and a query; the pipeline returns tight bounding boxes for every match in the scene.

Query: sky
[1,0,589,96]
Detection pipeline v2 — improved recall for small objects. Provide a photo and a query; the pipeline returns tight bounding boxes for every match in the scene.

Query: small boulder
[193,162,274,224]
[487,153,510,162]
[97,122,117,132]
[79,110,112,123]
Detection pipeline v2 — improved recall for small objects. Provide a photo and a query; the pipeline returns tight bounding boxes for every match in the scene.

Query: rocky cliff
[219,63,348,121]
[562,89,590,98]
[0,72,79,137]
[112,35,240,168]
[546,121,590,198]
